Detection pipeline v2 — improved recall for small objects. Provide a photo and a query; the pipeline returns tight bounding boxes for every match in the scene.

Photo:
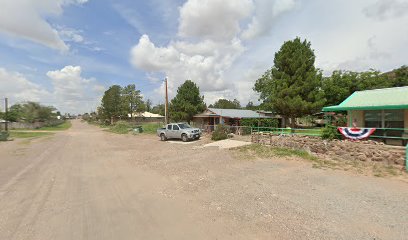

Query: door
[172,124,181,138]
[166,124,173,138]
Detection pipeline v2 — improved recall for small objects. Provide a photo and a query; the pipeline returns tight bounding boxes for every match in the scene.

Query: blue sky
[1,0,408,114]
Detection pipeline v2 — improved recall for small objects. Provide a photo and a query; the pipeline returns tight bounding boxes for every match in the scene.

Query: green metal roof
[322,86,408,112]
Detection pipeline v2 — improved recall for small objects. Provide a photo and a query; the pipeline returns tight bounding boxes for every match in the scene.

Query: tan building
[323,86,408,145]
[193,108,279,130]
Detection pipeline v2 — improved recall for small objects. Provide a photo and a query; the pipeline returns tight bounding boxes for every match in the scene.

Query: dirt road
[0,120,407,240]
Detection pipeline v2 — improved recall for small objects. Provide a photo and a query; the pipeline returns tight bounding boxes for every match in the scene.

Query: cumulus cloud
[0,66,103,114]
[0,0,88,51]
[0,68,51,103]
[57,26,84,43]
[131,0,258,102]
[178,0,253,41]
[242,0,297,40]
[130,35,180,72]
[364,0,408,20]
[46,66,105,113]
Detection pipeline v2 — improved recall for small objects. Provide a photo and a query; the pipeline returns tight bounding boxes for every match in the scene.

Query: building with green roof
[322,86,408,145]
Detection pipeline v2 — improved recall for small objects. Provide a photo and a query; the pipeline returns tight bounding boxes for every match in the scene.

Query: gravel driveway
[0,120,407,239]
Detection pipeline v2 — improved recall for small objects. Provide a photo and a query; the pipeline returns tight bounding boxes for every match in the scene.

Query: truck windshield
[178,123,192,129]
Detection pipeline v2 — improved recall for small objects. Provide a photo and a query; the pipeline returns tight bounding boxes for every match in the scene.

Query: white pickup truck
[157,123,201,142]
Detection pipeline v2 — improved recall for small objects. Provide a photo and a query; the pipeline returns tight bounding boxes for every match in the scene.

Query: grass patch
[140,122,164,134]
[100,121,164,134]
[236,144,318,161]
[107,121,133,134]
[10,131,54,139]
[38,121,72,131]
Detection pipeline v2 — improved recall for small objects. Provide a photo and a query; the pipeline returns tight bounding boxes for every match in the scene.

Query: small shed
[322,86,408,145]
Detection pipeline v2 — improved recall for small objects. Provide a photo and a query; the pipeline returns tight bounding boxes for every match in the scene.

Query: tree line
[98,37,407,126]
[254,37,407,127]
[0,102,59,123]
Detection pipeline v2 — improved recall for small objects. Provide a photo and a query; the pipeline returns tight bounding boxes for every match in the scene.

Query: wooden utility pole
[5,98,8,132]
[164,77,169,124]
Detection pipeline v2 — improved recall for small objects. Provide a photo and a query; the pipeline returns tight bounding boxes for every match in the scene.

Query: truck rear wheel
[181,134,188,142]
[160,134,167,141]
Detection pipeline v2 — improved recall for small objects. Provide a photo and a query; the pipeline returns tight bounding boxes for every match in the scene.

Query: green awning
[322,86,408,112]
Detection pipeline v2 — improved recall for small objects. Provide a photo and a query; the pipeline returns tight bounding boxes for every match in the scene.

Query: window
[384,110,404,137]
[364,110,405,138]
[364,111,381,128]
[178,123,191,129]
[173,125,179,130]
[384,110,404,128]
[167,125,171,130]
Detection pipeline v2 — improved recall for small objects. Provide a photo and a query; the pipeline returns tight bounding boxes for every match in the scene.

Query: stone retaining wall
[251,133,406,166]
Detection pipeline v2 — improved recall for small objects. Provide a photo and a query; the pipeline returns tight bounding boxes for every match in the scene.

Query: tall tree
[388,65,408,87]
[209,98,241,109]
[254,37,325,127]
[169,80,206,123]
[322,71,359,106]
[245,101,259,110]
[121,84,145,115]
[151,104,165,116]
[145,99,152,112]
[101,85,123,122]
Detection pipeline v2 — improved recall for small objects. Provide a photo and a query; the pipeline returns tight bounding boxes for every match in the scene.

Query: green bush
[321,125,340,140]
[109,121,133,134]
[211,124,229,141]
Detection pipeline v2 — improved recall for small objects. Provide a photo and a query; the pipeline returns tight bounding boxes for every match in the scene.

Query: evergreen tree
[254,37,325,127]
[121,84,145,115]
[210,98,241,109]
[101,85,123,122]
[169,80,206,123]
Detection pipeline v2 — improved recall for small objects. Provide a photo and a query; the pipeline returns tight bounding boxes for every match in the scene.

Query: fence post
[406,144,408,172]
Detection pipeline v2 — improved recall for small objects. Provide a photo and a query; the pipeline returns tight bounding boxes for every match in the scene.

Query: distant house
[193,108,280,129]
[128,111,164,123]
[322,86,408,145]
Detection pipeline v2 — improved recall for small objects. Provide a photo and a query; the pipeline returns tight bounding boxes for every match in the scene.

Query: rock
[357,154,367,161]
[372,157,383,162]
[394,158,405,166]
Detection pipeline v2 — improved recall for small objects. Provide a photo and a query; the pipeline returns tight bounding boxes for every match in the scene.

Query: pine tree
[254,37,325,127]
[169,80,206,123]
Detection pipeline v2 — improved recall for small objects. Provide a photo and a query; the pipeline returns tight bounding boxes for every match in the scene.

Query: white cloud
[130,35,180,72]
[0,68,51,103]
[0,0,88,51]
[364,0,408,21]
[57,27,84,43]
[0,66,104,114]
[131,0,253,102]
[242,0,297,40]
[46,66,105,113]
[178,0,253,41]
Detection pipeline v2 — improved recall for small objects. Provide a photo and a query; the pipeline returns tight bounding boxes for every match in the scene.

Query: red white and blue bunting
[338,127,376,140]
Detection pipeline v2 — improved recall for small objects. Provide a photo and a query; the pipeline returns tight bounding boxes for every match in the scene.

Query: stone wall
[251,133,406,166]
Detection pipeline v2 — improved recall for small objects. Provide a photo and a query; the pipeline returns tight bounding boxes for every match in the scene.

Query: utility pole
[5,98,8,132]
[164,77,169,124]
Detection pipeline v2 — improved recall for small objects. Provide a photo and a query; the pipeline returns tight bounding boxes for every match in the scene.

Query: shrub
[211,124,229,141]
[321,125,340,140]
[109,121,133,134]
